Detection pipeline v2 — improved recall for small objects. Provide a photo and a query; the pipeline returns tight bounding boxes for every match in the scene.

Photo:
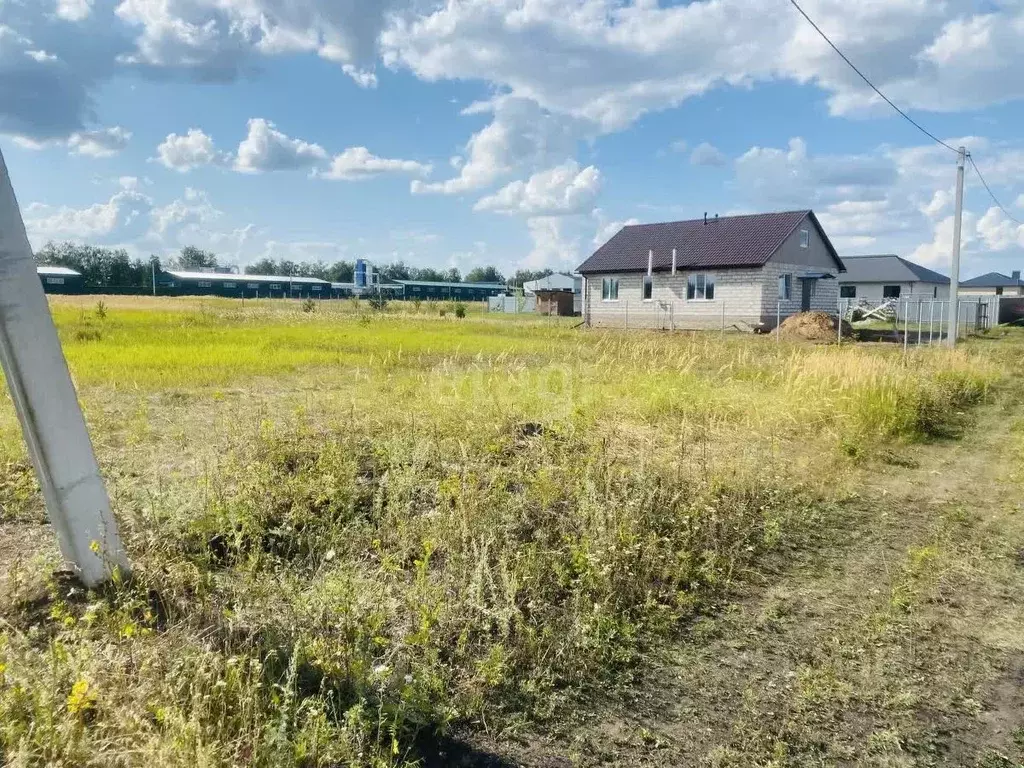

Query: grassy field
[1,296,1022,767]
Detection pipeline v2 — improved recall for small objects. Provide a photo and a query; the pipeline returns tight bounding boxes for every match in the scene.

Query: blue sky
[2,0,1023,279]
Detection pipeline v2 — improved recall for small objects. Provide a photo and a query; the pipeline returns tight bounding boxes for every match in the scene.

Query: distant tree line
[35,241,561,289]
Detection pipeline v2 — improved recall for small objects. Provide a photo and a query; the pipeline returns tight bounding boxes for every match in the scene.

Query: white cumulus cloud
[234,118,328,173]
[319,146,431,180]
[155,129,229,171]
[474,160,601,217]
[24,187,152,243]
[55,0,93,22]
[690,142,726,167]
[68,126,132,157]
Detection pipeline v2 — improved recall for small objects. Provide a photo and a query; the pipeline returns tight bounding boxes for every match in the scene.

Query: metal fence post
[776,300,781,342]
[0,149,129,587]
[903,300,909,353]
[917,299,923,346]
[721,300,726,335]
[624,299,628,329]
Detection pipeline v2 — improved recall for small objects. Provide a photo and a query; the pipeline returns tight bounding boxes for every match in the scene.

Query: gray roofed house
[838,255,950,303]
[577,210,844,331]
[522,273,581,294]
[960,271,1024,296]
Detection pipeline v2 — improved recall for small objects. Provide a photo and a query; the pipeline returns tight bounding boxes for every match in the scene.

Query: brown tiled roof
[577,210,844,274]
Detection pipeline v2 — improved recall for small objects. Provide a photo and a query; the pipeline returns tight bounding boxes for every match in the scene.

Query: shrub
[301,298,317,313]
[368,293,388,312]
[454,302,467,319]
[95,300,107,321]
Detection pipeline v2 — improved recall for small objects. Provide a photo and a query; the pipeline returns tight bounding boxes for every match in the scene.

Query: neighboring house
[577,210,845,330]
[959,271,1024,296]
[37,265,85,294]
[523,273,582,316]
[838,255,949,302]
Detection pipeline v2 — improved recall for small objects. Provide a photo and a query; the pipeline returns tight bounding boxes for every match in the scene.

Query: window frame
[197,280,213,289]
[642,274,653,301]
[601,277,620,301]
[799,228,810,249]
[839,285,856,299]
[45,277,65,285]
[779,273,792,301]
[686,273,715,301]
[882,285,902,299]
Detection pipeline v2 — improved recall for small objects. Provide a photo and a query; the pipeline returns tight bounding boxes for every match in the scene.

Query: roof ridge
[622,209,810,229]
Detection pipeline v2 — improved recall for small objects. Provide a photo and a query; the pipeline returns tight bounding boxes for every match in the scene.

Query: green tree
[326,261,355,283]
[465,266,506,284]
[410,267,447,282]
[508,269,554,287]
[379,261,413,282]
[246,259,280,276]
[35,242,152,287]
[172,246,219,271]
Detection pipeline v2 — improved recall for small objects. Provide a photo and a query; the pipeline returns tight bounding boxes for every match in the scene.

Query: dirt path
[481,388,1024,766]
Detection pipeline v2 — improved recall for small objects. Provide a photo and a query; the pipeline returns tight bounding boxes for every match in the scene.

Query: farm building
[392,280,506,301]
[158,270,332,298]
[960,271,1024,296]
[37,265,85,294]
[838,255,949,301]
[524,273,582,316]
[577,210,845,330]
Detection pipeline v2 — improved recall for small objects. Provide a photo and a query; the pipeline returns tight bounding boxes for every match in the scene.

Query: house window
[996,286,1004,296]
[840,285,856,299]
[247,283,259,289]
[602,278,619,301]
[270,284,281,290]
[799,229,810,249]
[311,285,322,292]
[45,277,65,285]
[687,273,715,300]
[882,285,901,299]
[198,281,213,288]
[224,282,236,288]
[779,274,792,301]
[933,286,939,299]
[642,274,653,300]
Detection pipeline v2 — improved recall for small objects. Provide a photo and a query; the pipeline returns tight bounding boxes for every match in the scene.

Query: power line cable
[967,153,1022,226]
[787,0,959,155]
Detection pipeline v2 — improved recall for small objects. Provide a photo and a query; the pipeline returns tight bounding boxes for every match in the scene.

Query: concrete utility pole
[0,148,129,587]
[947,146,966,347]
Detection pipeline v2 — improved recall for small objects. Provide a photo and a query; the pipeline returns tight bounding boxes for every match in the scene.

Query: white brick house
[578,210,845,330]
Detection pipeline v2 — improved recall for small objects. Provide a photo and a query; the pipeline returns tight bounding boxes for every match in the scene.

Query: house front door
[801,279,814,312]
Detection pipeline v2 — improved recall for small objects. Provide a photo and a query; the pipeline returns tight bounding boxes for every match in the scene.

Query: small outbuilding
[523,273,582,316]
[37,265,85,294]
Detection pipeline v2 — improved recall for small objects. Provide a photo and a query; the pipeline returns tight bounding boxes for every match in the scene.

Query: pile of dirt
[778,311,854,342]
